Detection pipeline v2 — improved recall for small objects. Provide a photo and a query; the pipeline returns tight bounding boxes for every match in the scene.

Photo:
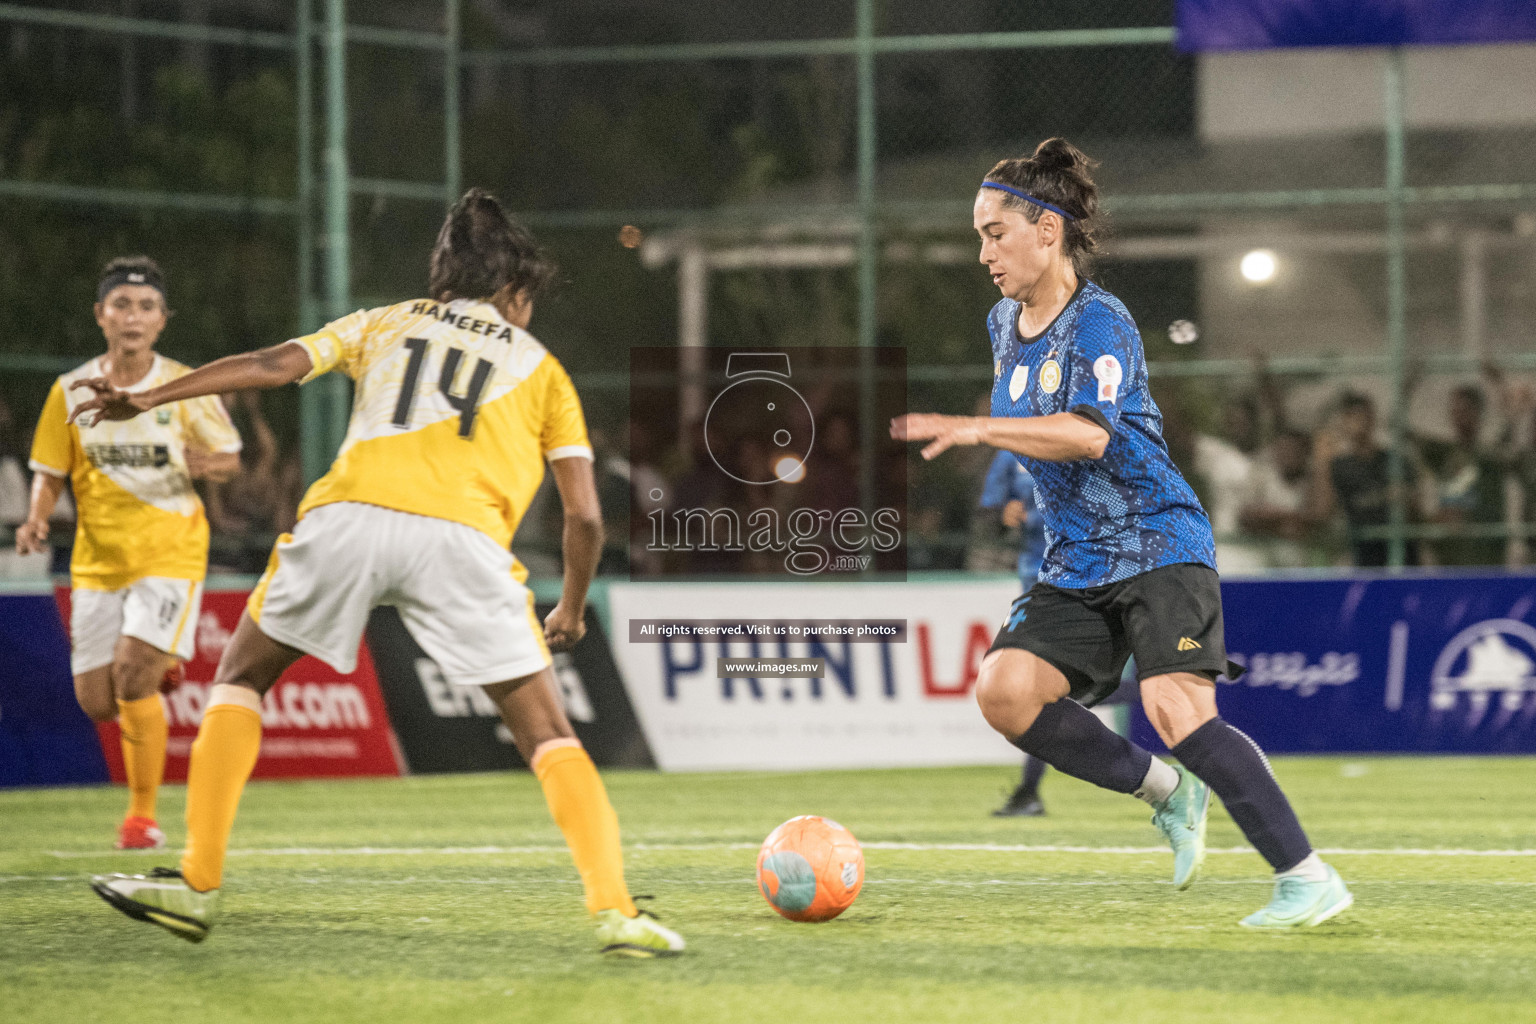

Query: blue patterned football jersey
[987,279,1216,588]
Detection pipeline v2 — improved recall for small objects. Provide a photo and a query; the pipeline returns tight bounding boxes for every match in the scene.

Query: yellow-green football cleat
[1240,865,1353,930]
[1150,765,1210,890]
[595,907,685,958]
[91,867,219,943]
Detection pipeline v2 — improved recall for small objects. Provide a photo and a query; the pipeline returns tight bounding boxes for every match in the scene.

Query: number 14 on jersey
[391,337,494,439]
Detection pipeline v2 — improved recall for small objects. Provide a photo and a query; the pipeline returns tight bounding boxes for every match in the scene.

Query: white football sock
[1133,757,1180,806]
[1276,852,1329,882]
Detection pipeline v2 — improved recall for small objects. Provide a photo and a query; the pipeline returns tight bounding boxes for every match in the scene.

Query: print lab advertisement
[607,580,1023,771]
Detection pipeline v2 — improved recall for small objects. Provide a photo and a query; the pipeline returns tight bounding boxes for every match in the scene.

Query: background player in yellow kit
[16,256,241,850]
[81,190,684,958]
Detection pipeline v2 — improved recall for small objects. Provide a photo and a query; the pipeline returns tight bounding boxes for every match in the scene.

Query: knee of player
[110,651,168,699]
[974,661,1024,723]
[76,691,119,723]
[1139,675,1217,739]
[1140,673,1212,711]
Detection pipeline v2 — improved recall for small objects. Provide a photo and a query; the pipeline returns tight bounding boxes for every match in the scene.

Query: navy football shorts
[988,562,1244,707]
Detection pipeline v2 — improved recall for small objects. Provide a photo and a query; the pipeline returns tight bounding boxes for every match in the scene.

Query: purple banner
[1132,572,1536,754]
[0,593,109,787]
[1177,0,1536,52]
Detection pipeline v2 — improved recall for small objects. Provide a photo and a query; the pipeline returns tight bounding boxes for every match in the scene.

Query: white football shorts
[70,576,203,676]
[248,501,551,686]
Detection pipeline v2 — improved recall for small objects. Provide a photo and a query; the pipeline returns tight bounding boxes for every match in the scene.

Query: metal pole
[1384,47,1408,569]
[678,242,708,433]
[324,0,350,321]
[308,0,351,481]
[855,0,878,535]
[444,0,461,205]
[1459,229,1487,359]
[296,0,316,334]
[296,0,327,484]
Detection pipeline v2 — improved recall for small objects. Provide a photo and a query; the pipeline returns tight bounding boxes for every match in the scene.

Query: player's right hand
[542,601,587,652]
[890,413,985,460]
[1001,499,1027,528]
[68,378,154,426]
[15,518,48,555]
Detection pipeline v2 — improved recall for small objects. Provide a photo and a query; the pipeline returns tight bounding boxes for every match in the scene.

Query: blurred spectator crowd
[1183,362,1535,572]
[955,362,1536,575]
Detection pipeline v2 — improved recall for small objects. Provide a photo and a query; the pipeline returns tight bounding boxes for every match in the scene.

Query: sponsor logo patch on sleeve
[1093,354,1122,403]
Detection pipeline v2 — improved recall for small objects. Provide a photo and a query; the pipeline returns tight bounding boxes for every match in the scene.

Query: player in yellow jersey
[83,190,684,957]
[16,256,241,850]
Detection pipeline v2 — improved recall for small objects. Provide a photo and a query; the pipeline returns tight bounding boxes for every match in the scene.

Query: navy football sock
[1171,718,1313,872]
[1020,754,1048,796]
[1011,698,1152,795]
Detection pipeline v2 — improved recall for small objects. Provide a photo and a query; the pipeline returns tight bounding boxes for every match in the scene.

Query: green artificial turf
[2,758,1533,1024]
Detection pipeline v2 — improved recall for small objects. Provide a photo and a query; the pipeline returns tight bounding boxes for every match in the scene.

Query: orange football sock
[180,686,263,893]
[533,741,637,917]
[116,694,168,821]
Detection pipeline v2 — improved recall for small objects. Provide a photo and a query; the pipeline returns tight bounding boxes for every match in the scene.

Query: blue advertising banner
[0,593,109,787]
[1177,0,1536,52]
[1131,573,1536,754]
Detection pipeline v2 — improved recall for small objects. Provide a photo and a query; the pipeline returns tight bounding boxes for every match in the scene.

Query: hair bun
[1031,137,1091,174]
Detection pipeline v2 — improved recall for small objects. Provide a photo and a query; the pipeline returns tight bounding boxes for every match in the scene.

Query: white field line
[44,841,1536,860]
[5,874,1535,887]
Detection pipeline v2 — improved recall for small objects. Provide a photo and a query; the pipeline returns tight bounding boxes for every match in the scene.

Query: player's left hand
[543,602,586,652]
[68,378,153,426]
[890,413,985,460]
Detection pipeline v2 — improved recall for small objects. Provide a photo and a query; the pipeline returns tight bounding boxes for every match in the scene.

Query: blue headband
[980,181,1076,221]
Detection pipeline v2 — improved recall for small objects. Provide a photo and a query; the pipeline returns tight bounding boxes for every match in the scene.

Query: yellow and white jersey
[29,355,242,590]
[290,298,592,578]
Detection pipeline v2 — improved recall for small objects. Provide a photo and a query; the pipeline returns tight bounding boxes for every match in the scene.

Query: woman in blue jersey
[894,138,1351,929]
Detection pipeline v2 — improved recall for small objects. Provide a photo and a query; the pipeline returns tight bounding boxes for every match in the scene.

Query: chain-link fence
[2,0,1533,576]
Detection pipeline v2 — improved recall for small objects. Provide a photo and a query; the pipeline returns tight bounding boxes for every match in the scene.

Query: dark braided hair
[982,138,1102,277]
[428,188,558,303]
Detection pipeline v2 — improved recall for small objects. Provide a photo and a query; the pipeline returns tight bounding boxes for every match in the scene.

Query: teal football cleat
[91,867,219,943]
[595,907,685,958]
[1241,865,1353,929]
[1150,765,1210,890]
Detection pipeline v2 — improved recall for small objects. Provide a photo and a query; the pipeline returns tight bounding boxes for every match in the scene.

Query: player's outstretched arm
[892,412,1108,462]
[544,454,604,652]
[68,343,314,426]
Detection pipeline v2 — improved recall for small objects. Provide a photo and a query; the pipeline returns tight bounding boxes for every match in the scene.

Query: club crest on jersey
[1008,364,1029,402]
[1039,359,1062,394]
[155,408,172,425]
[1093,355,1122,403]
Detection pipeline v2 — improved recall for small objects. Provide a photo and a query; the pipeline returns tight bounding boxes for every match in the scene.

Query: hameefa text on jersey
[406,300,518,340]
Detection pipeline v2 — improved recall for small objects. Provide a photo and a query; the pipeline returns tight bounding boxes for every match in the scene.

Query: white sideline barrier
[607,581,1054,771]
